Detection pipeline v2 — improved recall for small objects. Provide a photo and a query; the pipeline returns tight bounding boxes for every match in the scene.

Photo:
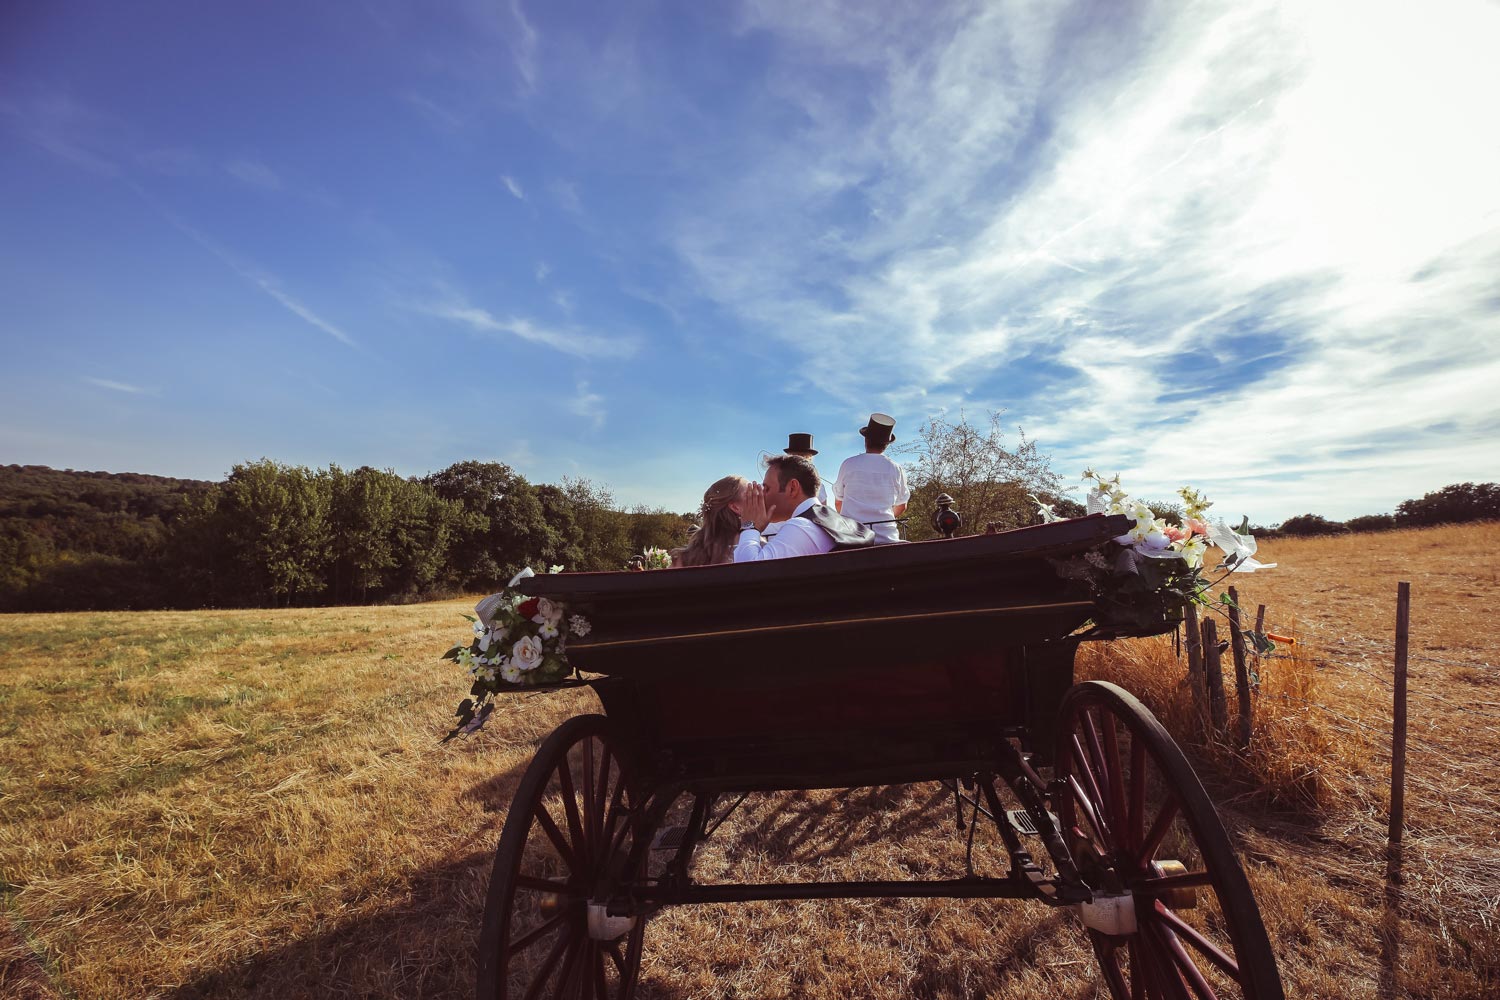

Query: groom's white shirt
[733,498,835,562]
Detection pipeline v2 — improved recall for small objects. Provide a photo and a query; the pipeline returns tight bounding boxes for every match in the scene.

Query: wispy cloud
[402,92,466,130]
[84,377,151,394]
[501,174,526,201]
[658,0,1500,517]
[225,158,282,191]
[418,300,638,359]
[1,93,122,175]
[159,212,358,347]
[569,380,606,429]
[549,179,583,217]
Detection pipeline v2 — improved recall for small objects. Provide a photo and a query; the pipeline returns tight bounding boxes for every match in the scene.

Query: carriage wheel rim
[477,714,649,999]
[1055,681,1285,1000]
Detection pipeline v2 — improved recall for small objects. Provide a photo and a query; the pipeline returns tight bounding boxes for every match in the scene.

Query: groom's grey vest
[796,504,876,550]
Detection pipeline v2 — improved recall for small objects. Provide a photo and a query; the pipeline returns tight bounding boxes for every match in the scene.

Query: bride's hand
[739,483,770,532]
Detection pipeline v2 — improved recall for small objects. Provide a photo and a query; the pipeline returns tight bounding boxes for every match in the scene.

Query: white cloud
[549,179,584,217]
[663,0,1500,519]
[225,158,282,191]
[501,174,526,200]
[159,213,358,347]
[84,377,150,394]
[569,381,606,429]
[419,300,638,359]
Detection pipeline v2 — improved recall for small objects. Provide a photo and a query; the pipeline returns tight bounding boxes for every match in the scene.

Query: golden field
[2,522,1498,998]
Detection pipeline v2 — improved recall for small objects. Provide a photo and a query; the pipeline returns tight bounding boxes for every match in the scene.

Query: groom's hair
[764,454,818,497]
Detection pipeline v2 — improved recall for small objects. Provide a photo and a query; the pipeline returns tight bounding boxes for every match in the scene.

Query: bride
[670,475,747,567]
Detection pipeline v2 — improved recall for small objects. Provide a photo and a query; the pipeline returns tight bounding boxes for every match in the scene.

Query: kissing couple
[672,454,874,566]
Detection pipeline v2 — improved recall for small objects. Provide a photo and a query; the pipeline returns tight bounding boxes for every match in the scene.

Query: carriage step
[651,825,688,851]
[1006,809,1057,836]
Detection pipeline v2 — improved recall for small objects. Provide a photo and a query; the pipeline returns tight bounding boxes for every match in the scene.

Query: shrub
[1277,513,1347,536]
[1344,513,1397,534]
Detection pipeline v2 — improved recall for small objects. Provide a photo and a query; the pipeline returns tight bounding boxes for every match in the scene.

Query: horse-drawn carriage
[471,513,1285,998]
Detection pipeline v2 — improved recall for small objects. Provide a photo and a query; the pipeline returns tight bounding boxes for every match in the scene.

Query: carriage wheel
[477,714,647,999]
[1054,681,1284,1000]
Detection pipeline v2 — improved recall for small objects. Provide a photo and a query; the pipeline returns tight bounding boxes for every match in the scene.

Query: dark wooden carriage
[477,515,1286,999]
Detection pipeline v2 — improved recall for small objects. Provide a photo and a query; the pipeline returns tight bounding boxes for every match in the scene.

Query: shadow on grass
[161,843,702,1000]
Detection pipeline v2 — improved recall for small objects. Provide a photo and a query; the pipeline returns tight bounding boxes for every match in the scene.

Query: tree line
[5,428,1493,610]
[0,461,691,611]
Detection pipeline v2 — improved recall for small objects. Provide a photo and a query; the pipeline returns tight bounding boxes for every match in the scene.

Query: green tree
[216,460,333,605]
[1345,513,1397,534]
[1395,482,1500,527]
[424,461,555,589]
[1276,513,1347,536]
[903,410,1064,539]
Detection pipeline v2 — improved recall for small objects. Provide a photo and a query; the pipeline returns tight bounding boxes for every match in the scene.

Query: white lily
[1206,519,1277,573]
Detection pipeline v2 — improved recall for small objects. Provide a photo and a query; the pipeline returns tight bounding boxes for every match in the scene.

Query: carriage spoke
[1129,735,1146,856]
[596,750,613,833]
[509,909,570,954]
[1158,920,1222,1000]
[1071,734,1112,836]
[1137,870,1214,895]
[532,804,578,870]
[528,925,575,996]
[1100,712,1128,849]
[1135,797,1181,868]
[588,947,606,1000]
[1082,710,1115,818]
[557,759,590,859]
[1067,774,1115,850]
[1152,900,1242,982]
[515,874,572,894]
[1143,921,1195,1000]
[1094,937,1132,1000]
[583,738,599,853]
[1128,939,1146,1000]
[554,935,588,999]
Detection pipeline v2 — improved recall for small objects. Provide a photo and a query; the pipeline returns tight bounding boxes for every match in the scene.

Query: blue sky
[3,0,1498,523]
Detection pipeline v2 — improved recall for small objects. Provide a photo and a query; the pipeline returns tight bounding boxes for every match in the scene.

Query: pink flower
[1163,526,1186,543]
[1185,518,1208,537]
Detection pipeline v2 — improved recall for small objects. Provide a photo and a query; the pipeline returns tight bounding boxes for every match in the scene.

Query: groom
[733,455,873,562]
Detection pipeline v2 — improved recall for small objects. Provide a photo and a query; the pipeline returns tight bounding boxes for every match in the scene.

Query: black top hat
[784,433,817,456]
[858,412,896,443]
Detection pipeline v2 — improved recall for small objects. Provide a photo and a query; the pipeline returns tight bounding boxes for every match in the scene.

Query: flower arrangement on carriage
[442,470,1288,999]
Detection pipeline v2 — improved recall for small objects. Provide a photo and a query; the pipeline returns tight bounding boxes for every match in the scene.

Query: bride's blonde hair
[671,475,748,567]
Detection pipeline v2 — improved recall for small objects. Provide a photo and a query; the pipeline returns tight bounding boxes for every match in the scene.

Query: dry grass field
[2,522,1497,999]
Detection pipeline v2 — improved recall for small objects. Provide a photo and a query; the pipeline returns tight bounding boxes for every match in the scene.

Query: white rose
[512,635,546,671]
[535,598,563,625]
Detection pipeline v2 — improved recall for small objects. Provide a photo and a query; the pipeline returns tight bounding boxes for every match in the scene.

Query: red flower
[517,598,540,619]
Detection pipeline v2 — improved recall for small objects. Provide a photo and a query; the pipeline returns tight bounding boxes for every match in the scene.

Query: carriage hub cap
[587,902,637,941]
[1077,891,1137,936]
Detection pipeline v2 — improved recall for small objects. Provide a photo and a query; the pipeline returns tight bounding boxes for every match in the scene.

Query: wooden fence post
[1184,603,1205,730]
[1202,617,1227,737]
[1228,587,1253,750]
[1387,582,1411,882]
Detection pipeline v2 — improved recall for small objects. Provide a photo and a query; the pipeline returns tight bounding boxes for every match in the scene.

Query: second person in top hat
[833,413,910,544]
[784,432,835,510]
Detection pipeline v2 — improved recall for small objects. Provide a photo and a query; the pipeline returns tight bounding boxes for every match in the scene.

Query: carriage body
[519,515,1144,790]
[477,515,1285,999]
